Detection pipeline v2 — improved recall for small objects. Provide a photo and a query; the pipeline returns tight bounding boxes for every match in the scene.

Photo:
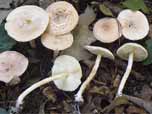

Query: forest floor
[0,0,152,114]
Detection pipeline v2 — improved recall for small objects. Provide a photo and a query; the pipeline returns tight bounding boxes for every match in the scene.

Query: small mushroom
[116,43,148,97]
[15,55,82,113]
[52,55,82,91]
[0,51,28,84]
[5,5,49,42]
[46,1,79,35]
[41,32,73,51]
[75,46,114,102]
[93,18,121,43]
[117,9,149,40]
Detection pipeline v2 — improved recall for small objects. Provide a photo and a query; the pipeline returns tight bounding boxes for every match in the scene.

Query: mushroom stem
[15,73,68,112]
[116,52,134,97]
[53,50,60,59]
[75,54,102,102]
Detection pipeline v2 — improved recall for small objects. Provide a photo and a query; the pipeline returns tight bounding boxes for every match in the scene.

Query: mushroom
[46,1,79,35]
[75,46,114,102]
[52,55,82,91]
[116,43,148,97]
[41,32,73,51]
[117,9,149,40]
[14,55,82,113]
[93,18,121,43]
[0,51,28,84]
[5,5,49,42]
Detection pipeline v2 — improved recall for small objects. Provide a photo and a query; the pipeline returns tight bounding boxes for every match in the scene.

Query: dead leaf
[126,105,147,114]
[61,6,96,61]
[99,4,113,16]
[42,86,57,103]
[0,10,11,24]
[0,0,12,8]
[124,94,152,114]
[89,86,110,95]
[101,96,129,113]
[114,96,129,106]
[140,85,152,101]
[114,106,124,114]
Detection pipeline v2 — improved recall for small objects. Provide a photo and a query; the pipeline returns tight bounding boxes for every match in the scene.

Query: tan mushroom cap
[46,1,79,35]
[93,18,121,43]
[41,32,73,51]
[0,51,28,83]
[52,55,82,91]
[5,5,49,42]
[117,9,149,40]
[117,43,148,61]
[85,45,114,60]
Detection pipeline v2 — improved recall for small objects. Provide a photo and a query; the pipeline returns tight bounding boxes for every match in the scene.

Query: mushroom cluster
[2,1,150,113]
[41,1,79,51]
[93,9,149,43]
[75,9,149,102]
[5,1,79,51]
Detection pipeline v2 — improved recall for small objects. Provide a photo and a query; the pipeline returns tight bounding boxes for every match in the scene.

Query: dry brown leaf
[140,85,152,101]
[42,86,57,103]
[61,6,96,61]
[126,105,147,114]
[89,86,110,95]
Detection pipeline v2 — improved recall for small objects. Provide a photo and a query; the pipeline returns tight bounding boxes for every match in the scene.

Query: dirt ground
[0,0,152,114]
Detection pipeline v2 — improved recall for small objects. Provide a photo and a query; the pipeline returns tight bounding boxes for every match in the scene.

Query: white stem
[75,54,102,102]
[15,73,68,112]
[116,52,134,97]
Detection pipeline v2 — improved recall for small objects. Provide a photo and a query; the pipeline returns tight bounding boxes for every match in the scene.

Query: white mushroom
[116,43,148,97]
[117,9,149,40]
[0,51,28,84]
[5,5,49,42]
[52,55,82,91]
[41,32,73,51]
[75,46,114,102]
[46,1,79,35]
[15,55,82,113]
[93,18,121,43]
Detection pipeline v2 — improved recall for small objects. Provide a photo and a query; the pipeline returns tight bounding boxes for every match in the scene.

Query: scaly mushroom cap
[5,5,49,42]
[46,1,79,35]
[41,32,73,51]
[52,55,82,91]
[85,45,114,60]
[0,51,28,83]
[93,18,121,43]
[117,9,149,40]
[117,43,148,61]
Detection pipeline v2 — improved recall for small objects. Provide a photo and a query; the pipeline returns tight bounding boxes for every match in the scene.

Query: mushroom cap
[41,32,73,51]
[5,5,49,42]
[85,45,114,60]
[117,43,148,61]
[93,18,121,43]
[0,51,28,83]
[46,1,79,35]
[52,55,82,91]
[117,9,149,40]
